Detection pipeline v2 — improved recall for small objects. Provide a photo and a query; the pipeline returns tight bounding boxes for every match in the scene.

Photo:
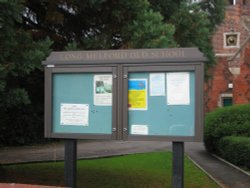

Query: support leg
[172,142,184,188]
[65,139,77,188]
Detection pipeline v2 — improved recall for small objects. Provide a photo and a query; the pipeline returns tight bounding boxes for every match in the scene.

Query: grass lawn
[0,152,219,188]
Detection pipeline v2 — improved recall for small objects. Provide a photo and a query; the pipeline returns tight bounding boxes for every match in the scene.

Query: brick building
[205,0,250,112]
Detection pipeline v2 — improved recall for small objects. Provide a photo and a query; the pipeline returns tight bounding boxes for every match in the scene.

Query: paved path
[0,141,250,188]
[0,141,170,164]
[185,142,250,188]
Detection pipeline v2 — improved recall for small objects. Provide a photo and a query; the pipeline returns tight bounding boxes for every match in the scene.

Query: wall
[205,0,250,112]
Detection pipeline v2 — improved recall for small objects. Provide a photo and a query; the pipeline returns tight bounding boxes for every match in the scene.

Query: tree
[0,0,52,145]
[169,2,215,68]
[23,0,225,66]
[149,0,225,67]
[23,0,176,50]
[200,0,226,30]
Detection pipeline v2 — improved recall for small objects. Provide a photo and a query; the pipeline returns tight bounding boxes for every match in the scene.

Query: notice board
[43,48,206,141]
[44,67,117,139]
[53,73,112,134]
[127,72,195,137]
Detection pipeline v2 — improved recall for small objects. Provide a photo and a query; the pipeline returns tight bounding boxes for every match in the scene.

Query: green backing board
[52,73,112,134]
[128,72,195,136]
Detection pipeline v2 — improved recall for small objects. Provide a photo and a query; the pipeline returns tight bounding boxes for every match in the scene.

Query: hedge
[218,136,250,168]
[0,71,47,146]
[204,104,250,153]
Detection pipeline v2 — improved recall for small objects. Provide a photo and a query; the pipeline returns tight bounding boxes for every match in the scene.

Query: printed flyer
[94,74,112,106]
[131,125,149,135]
[128,79,147,110]
[149,73,165,96]
[166,72,190,105]
[60,103,89,126]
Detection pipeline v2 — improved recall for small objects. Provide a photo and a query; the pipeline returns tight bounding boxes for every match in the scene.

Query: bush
[218,136,250,168]
[204,104,250,153]
[0,104,44,146]
[0,70,47,146]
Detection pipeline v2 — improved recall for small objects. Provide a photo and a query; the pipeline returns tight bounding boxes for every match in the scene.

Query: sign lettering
[59,49,185,61]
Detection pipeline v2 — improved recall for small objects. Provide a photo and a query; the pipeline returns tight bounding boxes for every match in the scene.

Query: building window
[223,98,233,107]
[218,93,233,107]
[223,32,240,48]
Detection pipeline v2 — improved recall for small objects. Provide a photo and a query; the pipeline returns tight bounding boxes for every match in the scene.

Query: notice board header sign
[43,48,206,65]
[43,48,206,142]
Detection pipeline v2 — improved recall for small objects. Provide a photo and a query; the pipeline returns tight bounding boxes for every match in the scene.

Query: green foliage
[149,0,225,70]
[64,41,78,51]
[125,9,176,48]
[200,0,226,30]
[218,136,250,169]
[21,0,226,63]
[23,0,176,50]
[81,0,176,49]
[169,3,213,60]
[204,104,250,153]
[0,0,52,146]
[22,0,225,54]
[148,0,182,21]
[0,0,52,107]
[22,0,226,71]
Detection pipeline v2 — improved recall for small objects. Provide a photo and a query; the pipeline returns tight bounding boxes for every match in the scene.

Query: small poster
[150,73,165,96]
[128,79,147,110]
[131,125,148,135]
[167,72,190,105]
[94,75,112,106]
[60,103,89,126]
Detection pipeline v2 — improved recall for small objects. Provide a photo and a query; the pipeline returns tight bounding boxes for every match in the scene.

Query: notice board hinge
[123,75,128,79]
[113,75,117,79]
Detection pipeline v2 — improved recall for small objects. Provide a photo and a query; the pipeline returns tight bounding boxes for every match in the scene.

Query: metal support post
[65,139,77,188]
[172,142,184,188]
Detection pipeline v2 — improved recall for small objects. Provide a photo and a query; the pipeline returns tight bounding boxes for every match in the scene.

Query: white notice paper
[131,125,148,135]
[60,103,89,126]
[150,73,165,96]
[94,75,112,106]
[167,72,190,105]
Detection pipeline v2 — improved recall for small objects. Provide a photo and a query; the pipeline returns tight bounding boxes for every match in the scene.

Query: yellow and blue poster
[128,79,147,110]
